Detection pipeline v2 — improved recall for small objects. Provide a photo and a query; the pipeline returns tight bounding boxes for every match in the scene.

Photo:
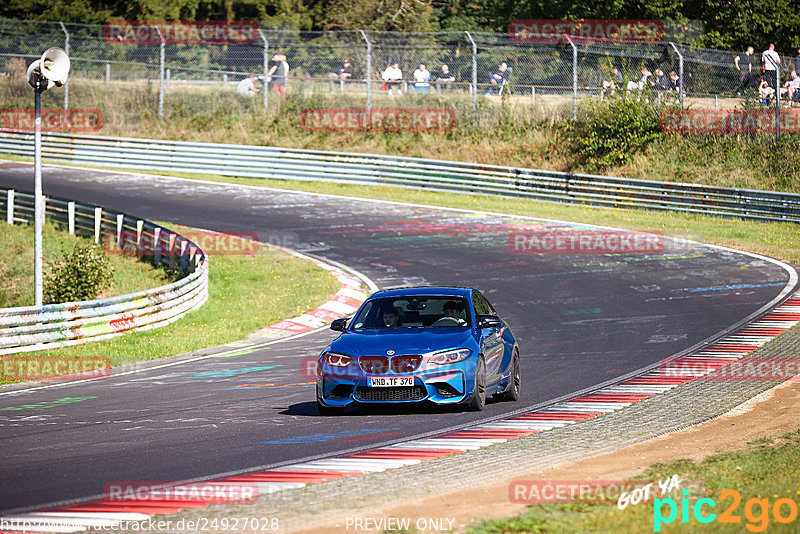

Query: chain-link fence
[3,18,800,132]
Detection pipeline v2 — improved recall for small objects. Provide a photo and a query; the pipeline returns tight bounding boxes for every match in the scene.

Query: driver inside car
[381,306,401,328]
[432,301,467,326]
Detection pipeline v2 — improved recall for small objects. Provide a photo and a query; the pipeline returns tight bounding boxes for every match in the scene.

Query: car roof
[368,286,474,299]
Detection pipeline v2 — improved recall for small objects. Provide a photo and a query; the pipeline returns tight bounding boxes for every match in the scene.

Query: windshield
[351,296,471,329]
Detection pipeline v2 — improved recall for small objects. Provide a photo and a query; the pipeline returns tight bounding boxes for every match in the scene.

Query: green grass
[467,431,800,533]
[17,240,340,367]
[0,221,171,308]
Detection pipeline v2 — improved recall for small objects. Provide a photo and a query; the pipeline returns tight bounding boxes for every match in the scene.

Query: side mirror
[477,314,502,329]
[330,318,349,332]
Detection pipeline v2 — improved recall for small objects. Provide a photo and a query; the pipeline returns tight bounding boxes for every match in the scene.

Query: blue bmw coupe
[316,287,520,415]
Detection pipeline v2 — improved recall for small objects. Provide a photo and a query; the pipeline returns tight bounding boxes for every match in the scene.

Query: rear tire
[466,356,486,411]
[497,348,521,402]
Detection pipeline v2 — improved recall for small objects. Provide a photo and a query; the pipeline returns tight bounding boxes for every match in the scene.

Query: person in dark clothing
[328,59,353,92]
[735,46,755,96]
[793,46,800,75]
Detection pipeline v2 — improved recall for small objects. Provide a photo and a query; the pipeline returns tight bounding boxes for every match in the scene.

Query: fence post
[565,36,577,121]
[116,213,124,245]
[360,30,371,111]
[258,30,269,112]
[166,68,171,92]
[531,86,536,104]
[94,207,102,244]
[60,21,69,110]
[155,26,165,118]
[775,58,781,141]
[465,31,478,124]
[105,63,110,86]
[669,42,684,109]
[153,227,162,266]
[6,190,13,225]
[67,201,75,234]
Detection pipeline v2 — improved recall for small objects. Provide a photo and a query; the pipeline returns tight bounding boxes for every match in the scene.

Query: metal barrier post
[360,30,371,111]
[531,86,536,104]
[6,190,13,225]
[67,201,74,234]
[670,42,684,109]
[166,68,171,92]
[116,213,124,245]
[465,31,478,124]
[94,207,102,244]
[155,26,165,118]
[60,22,69,110]
[775,59,781,141]
[258,30,269,111]
[105,63,110,86]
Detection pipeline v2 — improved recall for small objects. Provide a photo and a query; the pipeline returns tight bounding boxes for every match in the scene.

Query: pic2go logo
[654,489,800,532]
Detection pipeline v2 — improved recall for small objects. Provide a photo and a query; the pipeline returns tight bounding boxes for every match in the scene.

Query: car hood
[330,328,475,356]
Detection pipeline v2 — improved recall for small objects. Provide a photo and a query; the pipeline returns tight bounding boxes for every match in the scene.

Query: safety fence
[0,186,208,355]
[2,18,800,125]
[1,131,798,224]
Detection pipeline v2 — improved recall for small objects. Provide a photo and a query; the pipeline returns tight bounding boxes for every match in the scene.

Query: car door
[473,292,505,384]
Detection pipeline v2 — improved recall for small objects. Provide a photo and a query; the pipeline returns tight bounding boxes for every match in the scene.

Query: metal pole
[566,36,577,121]
[105,62,110,86]
[258,30,269,111]
[34,81,43,306]
[155,26,165,118]
[774,56,781,141]
[360,30,371,111]
[465,31,477,123]
[166,68,171,92]
[670,42,684,109]
[60,22,69,110]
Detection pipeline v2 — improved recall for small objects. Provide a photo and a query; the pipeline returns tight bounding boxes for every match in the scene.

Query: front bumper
[317,365,467,406]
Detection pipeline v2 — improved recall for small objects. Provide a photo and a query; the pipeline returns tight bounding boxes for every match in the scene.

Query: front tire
[466,356,486,411]
[496,348,520,402]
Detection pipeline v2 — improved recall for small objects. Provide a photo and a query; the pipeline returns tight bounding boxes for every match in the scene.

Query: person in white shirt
[236,76,259,96]
[762,43,781,89]
[412,63,430,93]
[780,70,800,100]
[382,62,403,95]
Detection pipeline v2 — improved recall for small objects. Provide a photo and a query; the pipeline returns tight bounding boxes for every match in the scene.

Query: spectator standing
[328,59,353,92]
[236,76,259,96]
[485,63,511,96]
[412,63,431,93]
[435,64,455,92]
[382,62,403,95]
[735,46,754,96]
[762,43,781,89]
[268,53,289,98]
[792,46,800,74]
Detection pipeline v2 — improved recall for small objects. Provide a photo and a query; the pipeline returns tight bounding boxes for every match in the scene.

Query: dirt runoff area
[295,378,800,534]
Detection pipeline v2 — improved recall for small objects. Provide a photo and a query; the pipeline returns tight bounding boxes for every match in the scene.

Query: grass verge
[0,220,171,308]
[467,429,800,533]
[1,221,340,380]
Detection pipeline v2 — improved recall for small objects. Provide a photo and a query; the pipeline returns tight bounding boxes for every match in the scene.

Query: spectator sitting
[780,70,800,102]
[236,76,260,96]
[668,71,680,92]
[412,63,431,93]
[328,59,353,92]
[485,62,511,96]
[601,67,624,97]
[382,62,403,95]
[759,78,775,105]
[435,64,455,92]
[626,66,651,100]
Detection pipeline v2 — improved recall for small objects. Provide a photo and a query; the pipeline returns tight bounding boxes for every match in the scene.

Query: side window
[472,293,494,315]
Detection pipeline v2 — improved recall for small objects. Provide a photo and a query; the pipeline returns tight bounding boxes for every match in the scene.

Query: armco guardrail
[1,131,800,223]
[0,188,208,355]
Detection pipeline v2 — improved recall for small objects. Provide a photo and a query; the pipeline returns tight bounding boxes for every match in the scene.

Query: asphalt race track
[0,162,795,514]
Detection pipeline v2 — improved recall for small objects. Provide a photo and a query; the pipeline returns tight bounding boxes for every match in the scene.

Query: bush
[570,99,665,171]
[43,243,115,304]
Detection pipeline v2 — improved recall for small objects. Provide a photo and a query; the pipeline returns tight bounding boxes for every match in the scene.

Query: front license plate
[368,376,415,387]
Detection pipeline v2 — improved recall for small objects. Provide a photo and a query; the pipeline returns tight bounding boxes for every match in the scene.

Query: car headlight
[324,351,353,367]
[429,348,471,366]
